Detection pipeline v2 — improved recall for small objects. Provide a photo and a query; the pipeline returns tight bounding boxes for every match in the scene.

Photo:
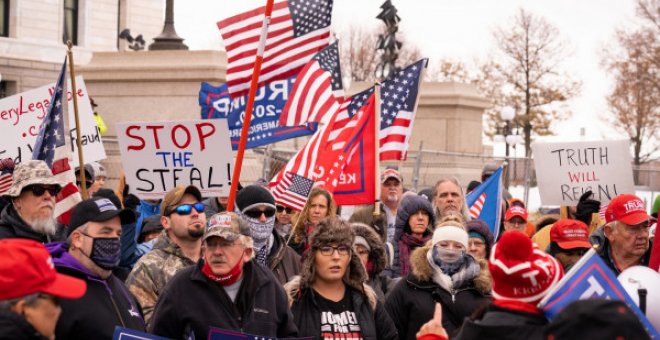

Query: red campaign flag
[217,0,333,98]
[31,57,81,225]
[650,224,660,271]
[278,40,344,127]
[270,88,375,205]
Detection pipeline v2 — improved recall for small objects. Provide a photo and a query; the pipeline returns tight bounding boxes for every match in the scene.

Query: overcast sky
[174,0,643,154]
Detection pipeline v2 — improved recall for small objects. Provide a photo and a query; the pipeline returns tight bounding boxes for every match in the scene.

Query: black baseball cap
[68,197,136,235]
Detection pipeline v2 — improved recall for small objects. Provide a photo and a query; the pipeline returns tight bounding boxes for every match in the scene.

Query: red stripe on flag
[51,158,70,175]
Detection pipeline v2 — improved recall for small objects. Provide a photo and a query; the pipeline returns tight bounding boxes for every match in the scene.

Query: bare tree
[484,9,581,156]
[603,0,660,167]
[425,58,473,83]
[338,26,421,83]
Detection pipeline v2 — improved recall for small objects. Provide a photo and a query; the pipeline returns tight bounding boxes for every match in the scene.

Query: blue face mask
[81,233,121,270]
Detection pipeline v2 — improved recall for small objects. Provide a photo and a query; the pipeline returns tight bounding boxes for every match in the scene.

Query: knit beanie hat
[235,185,276,212]
[431,223,468,249]
[489,231,564,304]
[466,219,494,250]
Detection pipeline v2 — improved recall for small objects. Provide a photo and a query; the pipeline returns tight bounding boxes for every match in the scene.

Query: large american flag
[32,58,81,225]
[279,40,343,126]
[217,0,333,98]
[270,172,314,211]
[269,87,374,194]
[378,59,427,161]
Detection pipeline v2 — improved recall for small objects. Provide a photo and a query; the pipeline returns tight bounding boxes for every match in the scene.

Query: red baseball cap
[550,219,592,250]
[0,239,86,301]
[605,194,652,225]
[505,206,528,222]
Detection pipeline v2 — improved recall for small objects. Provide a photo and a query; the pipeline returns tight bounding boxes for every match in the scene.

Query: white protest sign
[532,140,635,205]
[0,76,105,167]
[116,120,234,199]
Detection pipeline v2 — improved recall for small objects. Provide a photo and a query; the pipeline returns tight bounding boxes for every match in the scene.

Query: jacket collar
[1,204,50,242]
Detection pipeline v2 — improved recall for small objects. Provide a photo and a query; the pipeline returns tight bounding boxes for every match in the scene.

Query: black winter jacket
[47,242,146,340]
[454,304,548,340]
[150,260,297,339]
[384,244,491,340]
[284,277,398,340]
[268,230,301,286]
[0,310,49,340]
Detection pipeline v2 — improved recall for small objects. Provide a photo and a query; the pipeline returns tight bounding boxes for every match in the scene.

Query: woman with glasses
[284,218,398,340]
[288,187,337,255]
[465,219,494,260]
[275,203,294,239]
[385,217,491,340]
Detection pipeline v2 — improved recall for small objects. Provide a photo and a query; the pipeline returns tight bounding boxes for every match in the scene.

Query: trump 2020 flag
[465,166,503,240]
[198,78,318,150]
[538,249,660,338]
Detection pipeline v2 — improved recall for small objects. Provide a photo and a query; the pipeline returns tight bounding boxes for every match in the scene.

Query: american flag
[469,192,487,219]
[217,0,333,98]
[32,58,81,225]
[378,58,427,161]
[270,87,374,194]
[0,158,15,195]
[279,40,343,126]
[270,172,314,211]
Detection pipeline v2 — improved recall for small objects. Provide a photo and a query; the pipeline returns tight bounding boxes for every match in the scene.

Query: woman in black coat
[385,218,491,340]
[284,218,398,340]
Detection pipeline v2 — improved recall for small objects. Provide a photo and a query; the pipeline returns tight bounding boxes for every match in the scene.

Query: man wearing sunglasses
[126,185,207,326]
[0,160,63,243]
[236,185,300,286]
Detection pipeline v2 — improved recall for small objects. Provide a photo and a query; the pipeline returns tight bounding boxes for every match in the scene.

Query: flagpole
[373,83,382,218]
[67,41,88,200]
[226,0,275,212]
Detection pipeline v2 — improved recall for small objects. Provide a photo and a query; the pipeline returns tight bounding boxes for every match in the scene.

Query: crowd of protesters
[0,160,657,340]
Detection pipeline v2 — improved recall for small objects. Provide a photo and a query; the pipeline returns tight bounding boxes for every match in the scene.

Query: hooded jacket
[0,309,49,340]
[385,244,491,340]
[350,204,390,242]
[388,195,436,278]
[149,260,297,339]
[284,276,398,340]
[0,204,54,243]
[352,223,395,300]
[125,230,197,325]
[134,200,161,237]
[46,242,145,340]
[267,230,301,285]
[202,196,226,220]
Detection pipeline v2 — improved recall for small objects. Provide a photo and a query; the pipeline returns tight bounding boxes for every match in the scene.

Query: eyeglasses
[318,245,351,256]
[166,203,205,216]
[243,208,276,219]
[23,185,61,197]
[276,205,293,214]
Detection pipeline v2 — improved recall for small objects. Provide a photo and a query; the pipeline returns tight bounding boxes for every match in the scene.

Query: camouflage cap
[5,160,61,198]
[204,212,251,242]
[160,185,202,216]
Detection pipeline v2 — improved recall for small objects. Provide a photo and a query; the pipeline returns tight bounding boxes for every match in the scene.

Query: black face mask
[80,233,121,270]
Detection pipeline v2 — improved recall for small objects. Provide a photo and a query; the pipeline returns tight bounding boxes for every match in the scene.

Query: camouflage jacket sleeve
[125,256,160,326]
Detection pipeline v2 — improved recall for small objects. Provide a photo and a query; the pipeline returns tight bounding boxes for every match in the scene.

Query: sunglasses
[276,205,293,214]
[23,185,61,197]
[243,208,276,219]
[167,203,205,216]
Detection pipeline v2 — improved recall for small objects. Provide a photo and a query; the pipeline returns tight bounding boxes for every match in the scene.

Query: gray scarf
[427,246,480,290]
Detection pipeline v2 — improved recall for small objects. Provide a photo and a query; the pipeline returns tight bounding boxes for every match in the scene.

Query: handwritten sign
[532,140,635,205]
[0,76,105,167]
[116,120,234,199]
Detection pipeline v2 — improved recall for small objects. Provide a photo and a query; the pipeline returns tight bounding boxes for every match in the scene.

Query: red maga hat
[550,219,592,250]
[605,194,652,225]
[0,239,86,301]
[505,205,528,222]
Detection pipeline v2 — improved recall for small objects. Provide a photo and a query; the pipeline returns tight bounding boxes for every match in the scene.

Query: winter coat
[46,242,145,340]
[385,244,491,340]
[268,230,301,285]
[454,303,548,340]
[126,230,197,325]
[388,195,436,278]
[0,309,49,340]
[149,260,297,339]
[283,276,398,340]
[350,204,391,242]
[0,204,57,243]
[353,223,395,300]
[202,196,226,220]
[134,200,161,237]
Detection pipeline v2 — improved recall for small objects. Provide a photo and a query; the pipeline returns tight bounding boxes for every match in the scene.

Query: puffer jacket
[388,195,436,278]
[385,243,491,340]
[284,276,398,340]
